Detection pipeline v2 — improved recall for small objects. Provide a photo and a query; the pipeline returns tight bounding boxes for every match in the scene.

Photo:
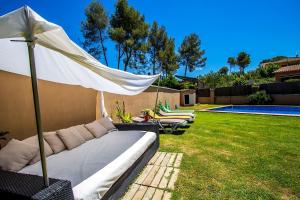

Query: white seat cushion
[19,130,156,199]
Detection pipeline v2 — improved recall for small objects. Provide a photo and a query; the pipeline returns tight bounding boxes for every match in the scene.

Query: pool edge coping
[203,105,300,117]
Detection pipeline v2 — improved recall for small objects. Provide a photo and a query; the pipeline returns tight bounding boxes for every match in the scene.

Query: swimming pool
[208,105,300,116]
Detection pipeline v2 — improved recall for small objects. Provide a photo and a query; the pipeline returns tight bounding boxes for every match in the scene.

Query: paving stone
[142,187,155,200]
[123,152,183,200]
[149,152,161,165]
[152,189,164,200]
[158,167,173,189]
[132,185,147,200]
[168,168,180,190]
[136,165,154,185]
[143,165,160,185]
[167,153,176,167]
[150,166,166,187]
[154,152,166,166]
[122,184,140,200]
[174,153,183,168]
[162,191,172,200]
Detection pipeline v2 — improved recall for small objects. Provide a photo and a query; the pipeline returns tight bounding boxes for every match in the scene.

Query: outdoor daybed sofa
[0,122,159,200]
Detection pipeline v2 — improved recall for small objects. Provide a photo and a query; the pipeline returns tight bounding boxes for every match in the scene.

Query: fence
[196,88,210,97]
[214,85,253,96]
[259,81,300,94]
[197,81,300,105]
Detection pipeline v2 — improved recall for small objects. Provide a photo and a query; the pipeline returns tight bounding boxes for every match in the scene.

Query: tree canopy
[147,21,168,74]
[158,37,179,76]
[81,0,109,65]
[227,57,236,73]
[218,66,229,75]
[81,0,207,79]
[109,0,148,71]
[236,51,251,73]
[179,33,206,77]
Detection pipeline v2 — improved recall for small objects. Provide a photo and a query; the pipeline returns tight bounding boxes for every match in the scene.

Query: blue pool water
[209,105,300,116]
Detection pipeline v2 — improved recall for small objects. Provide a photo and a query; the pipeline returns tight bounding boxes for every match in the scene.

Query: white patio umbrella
[0,6,159,186]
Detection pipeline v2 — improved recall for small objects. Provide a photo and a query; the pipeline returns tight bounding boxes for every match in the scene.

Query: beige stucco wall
[0,71,180,146]
[0,71,97,144]
[97,86,180,121]
[197,97,211,104]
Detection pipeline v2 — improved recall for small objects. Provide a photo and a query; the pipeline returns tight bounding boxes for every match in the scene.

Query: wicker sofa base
[0,170,73,200]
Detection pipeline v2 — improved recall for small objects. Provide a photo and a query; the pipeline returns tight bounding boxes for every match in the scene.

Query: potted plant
[114,101,132,123]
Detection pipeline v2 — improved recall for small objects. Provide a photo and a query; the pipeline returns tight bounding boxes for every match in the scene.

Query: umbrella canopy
[0,6,159,95]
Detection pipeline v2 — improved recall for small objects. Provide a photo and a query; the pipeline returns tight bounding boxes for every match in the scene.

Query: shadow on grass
[159,127,189,135]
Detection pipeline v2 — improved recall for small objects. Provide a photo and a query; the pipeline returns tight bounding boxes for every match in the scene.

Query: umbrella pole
[153,74,161,120]
[25,6,49,187]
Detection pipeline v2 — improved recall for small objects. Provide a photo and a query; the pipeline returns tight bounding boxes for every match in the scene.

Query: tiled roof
[261,57,300,67]
[274,64,300,73]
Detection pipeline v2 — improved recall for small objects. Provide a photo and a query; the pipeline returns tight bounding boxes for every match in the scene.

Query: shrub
[232,76,247,87]
[179,81,196,89]
[257,63,280,78]
[248,90,272,105]
[156,75,181,89]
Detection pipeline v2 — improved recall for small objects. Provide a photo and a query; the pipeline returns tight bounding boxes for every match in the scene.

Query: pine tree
[81,0,109,65]
[148,21,168,74]
[109,0,148,71]
[158,37,179,76]
[179,33,206,77]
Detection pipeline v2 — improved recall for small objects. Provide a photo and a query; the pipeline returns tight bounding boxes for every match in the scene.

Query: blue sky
[1,0,300,77]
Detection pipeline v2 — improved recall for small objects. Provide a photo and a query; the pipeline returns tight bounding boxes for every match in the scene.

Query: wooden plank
[132,185,147,200]
[143,165,160,185]
[142,187,155,200]
[160,153,171,166]
[162,191,172,200]
[150,166,166,187]
[158,167,173,189]
[149,152,161,165]
[122,184,140,200]
[167,153,176,167]
[136,165,154,184]
[155,152,166,166]
[174,153,183,168]
[152,188,164,200]
[168,168,180,190]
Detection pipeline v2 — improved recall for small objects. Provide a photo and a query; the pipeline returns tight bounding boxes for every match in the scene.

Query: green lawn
[179,104,223,111]
[160,110,300,200]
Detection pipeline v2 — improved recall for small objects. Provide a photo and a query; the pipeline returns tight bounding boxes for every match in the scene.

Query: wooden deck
[122,152,183,200]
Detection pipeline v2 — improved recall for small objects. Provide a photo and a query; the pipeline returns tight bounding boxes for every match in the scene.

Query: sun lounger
[159,110,195,118]
[132,117,187,134]
[159,104,194,114]
[146,109,194,122]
